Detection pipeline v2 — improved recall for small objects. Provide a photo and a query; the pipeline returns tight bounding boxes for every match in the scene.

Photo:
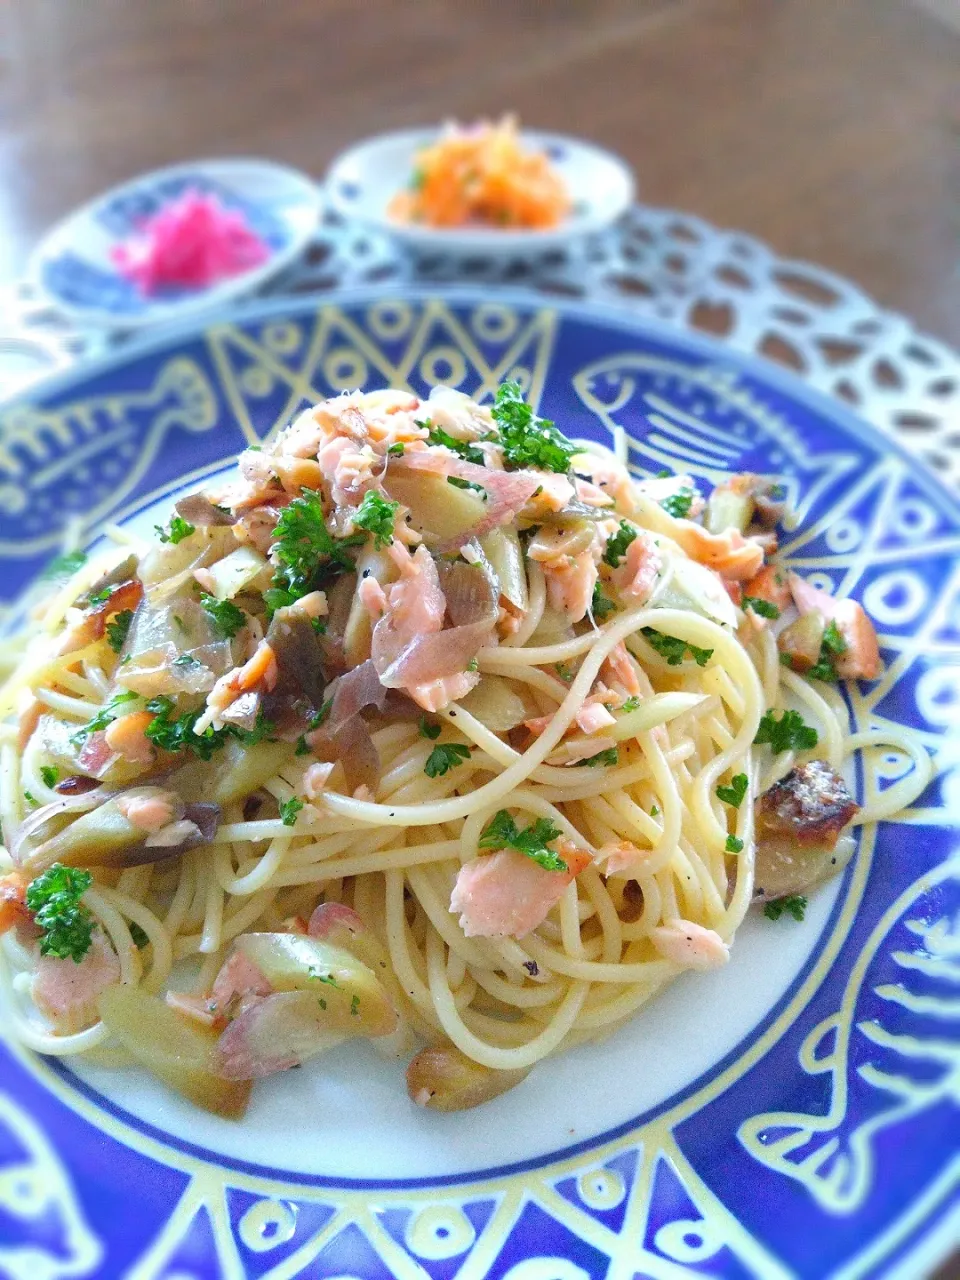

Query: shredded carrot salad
[389,116,571,230]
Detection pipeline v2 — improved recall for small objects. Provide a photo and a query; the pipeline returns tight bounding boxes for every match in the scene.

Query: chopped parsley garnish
[387,442,405,456]
[554,661,574,683]
[418,716,441,741]
[172,653,202,670]
[754,709,818,754]
[659,488,694,519]
[279,797,304,826]
[308,965,340,988]
[156,516,195,545]
[808,620,849,683]
[350,994,360,1017]
[764,894,807,922]
[40,765,59,789]
[574,747,619,768]
[86,587,112,607]
[69,690,140,748]
[295,735,310,756]
[478,810,567,872]
[725,835,744,853]
[466,657,479,673]
[40,549,87,580]
[592,583,617,621]
[129,922,150,949]
[352,490,399,549]
[144,697,275,760]
[310,699,333,728]
[620,696,642,713]
[270,489,363,605]
[199,592,246,639]
[23,791,36,807]
[716,773,748,808]
[650,804,660,816]
[26,864,94,963]
[424,742,471,778]
[642,628,714,668]
[426,425,484,465]
[106,609,134,653]
[742,596,780,619]
[447,475,487,497]
[602,521,638,568]
[490,380,579,474]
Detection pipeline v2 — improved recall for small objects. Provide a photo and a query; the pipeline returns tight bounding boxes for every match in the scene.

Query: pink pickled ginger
[110,188,270,294]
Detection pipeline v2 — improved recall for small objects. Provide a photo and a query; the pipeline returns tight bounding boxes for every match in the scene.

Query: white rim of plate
[325,126,636,255]
[27,156,324,329]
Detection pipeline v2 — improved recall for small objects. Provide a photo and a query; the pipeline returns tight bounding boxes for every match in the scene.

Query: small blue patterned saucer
[28,158,322,328]
[0,289,956,1279]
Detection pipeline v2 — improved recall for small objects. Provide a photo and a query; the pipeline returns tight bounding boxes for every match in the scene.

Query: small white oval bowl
[326,127,635,258]
[28,158,323,329]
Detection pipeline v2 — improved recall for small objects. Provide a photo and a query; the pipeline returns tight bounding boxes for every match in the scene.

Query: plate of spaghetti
[327,118,634,256]
[0,290,955,1280]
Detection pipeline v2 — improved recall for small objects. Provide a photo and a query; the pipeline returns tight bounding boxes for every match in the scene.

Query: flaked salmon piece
[546,735,617,767]
[677,524,764,582]
[385,542,446,639]
[576,699,617,734]
[206,949,273,1027]
[116,789,182,833]
[787,573,881,680]
[573,476,617,509]
[573,456,637,512]
[611,531,661,604]
[602,640,643,698]
[599,839,648,875]
[409,670,481,714]
[543,551,597,624]
[650,920,729,971]
[742,563,791,613]
[0,872,33,938]
[450,843,592,939]
[302,762,335,797]
[165,990,217,1028]
[232,501,289,553]
[271,455,325,495]
[523,472,575,515]
[201,639,277,731]
[358,575,388,620]
[103,710,156,767]
[32,931,121,1035]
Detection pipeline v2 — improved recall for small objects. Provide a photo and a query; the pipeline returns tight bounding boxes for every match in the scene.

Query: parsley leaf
[40,765,59,789]
[725,834,744,853]
[620,696,642,713]
[754,709,818,754]
[86,587,112,606]
[426,424,484,465]
[808,619,849,682]
[742,596,780,620]
[418,716,441,740]
[490,381,579,474]
[642,628,714,668]
[129,921,151,949]
[172,653,202,670]
[350,994,360,1016]
[478,810,567,871]
[40,549,87,580]
[279,797,304,826]
[199,592,246,639]
[295,735,310,756]
[106,609,134,653]
[271,489,362,602]
[26,864,95,962]
[764,894,807,922]
[660,489,694,519]
[574,747,619,767]
[716,773,748,808]
[387,442,405,456]
[424,742,471,778]
[592,583,617,621]
[143,696,230,761]
[156,516,195,545]
[602,520,638,567]
[69,690,140,748]
[447,475,486,497]
[352,490,399,549]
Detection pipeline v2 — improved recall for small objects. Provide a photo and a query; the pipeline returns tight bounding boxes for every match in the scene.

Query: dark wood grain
[0,0,957,345]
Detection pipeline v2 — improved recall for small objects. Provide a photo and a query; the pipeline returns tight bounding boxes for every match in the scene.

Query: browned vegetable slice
[172,739,296,808]
[98,984,252,1118]
[777,611,825,673]
[754,760,860,900]
[406,1044,530,1111]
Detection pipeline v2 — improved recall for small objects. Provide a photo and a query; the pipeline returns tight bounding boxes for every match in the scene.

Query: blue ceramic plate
[27,158,322,328]
[0,290,957,1280]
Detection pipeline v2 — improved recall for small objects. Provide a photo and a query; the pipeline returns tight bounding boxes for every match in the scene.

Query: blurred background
[0,0,957,344]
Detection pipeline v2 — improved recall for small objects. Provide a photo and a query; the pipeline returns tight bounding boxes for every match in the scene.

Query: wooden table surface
[1,0,958,349]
